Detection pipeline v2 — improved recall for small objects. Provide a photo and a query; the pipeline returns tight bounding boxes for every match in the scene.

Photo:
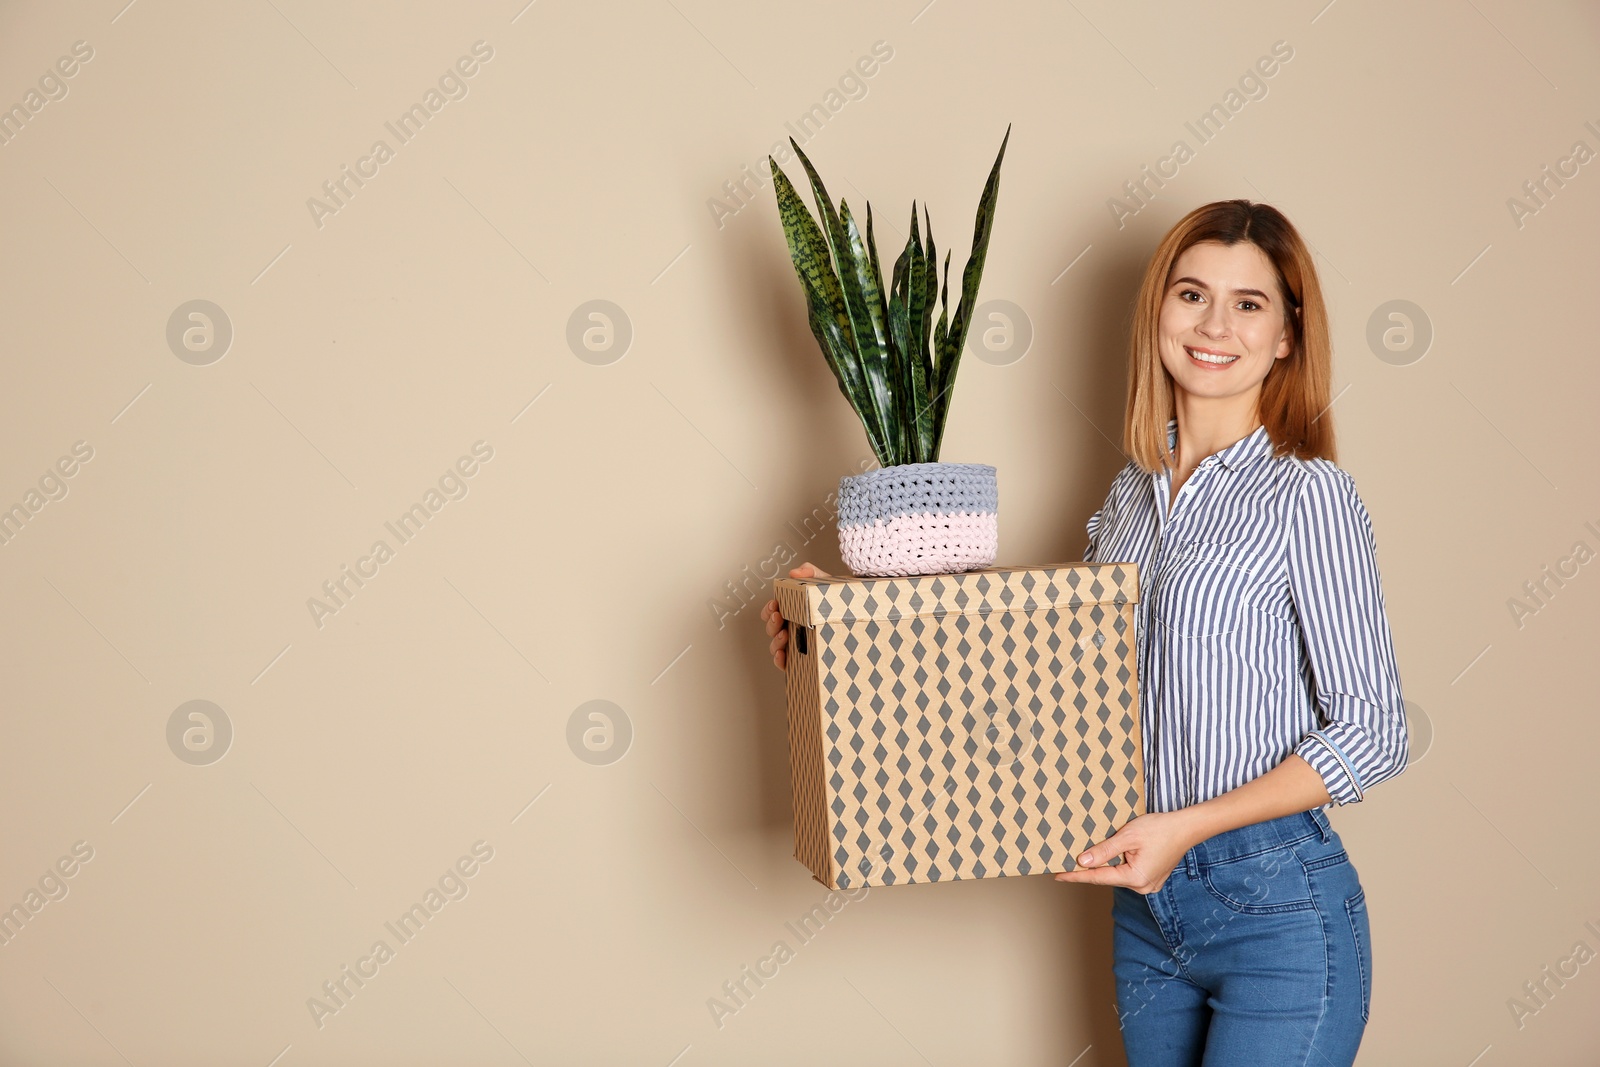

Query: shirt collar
[1163,418,1274,473]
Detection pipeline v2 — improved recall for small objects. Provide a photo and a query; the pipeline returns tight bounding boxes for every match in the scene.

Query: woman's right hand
[760,562,832,671]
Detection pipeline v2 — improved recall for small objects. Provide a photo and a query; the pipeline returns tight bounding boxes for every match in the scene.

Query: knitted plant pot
[836,462,998,577]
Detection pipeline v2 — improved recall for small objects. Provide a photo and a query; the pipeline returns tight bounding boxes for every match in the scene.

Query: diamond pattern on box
[775,562,1144,888]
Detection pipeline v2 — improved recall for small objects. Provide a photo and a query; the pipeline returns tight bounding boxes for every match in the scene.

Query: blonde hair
[1124,200,1335,473]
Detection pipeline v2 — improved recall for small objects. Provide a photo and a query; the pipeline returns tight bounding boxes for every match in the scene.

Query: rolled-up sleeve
[1287,467,1410,805]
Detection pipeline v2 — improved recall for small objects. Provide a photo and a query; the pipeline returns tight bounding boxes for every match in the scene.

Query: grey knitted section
[837,462,997,526]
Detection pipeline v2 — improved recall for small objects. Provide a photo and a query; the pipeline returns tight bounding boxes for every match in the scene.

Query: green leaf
[789,137,846,260]
[928,250,953,461]
[888,210,928,464]
[769,156,889,464]
[768,125,1011,469]
[909,205,938,461]
[864,199,885,318]
[887,226,933,464]
[864,199,906,465]
[839,199,899,466]
[919,202,938,385]
[888,243,914,399]
[932,123,1010,457]
[904,315,933,464]
[789,138,897,463]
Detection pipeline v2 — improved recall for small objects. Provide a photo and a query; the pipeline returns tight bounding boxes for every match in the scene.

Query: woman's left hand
[1053,811,1198,894]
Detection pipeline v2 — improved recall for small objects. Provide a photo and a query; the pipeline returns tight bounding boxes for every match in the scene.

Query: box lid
[773,561,1139,627]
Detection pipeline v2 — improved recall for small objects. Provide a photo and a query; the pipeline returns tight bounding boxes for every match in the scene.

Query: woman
[759,200,1408,1066]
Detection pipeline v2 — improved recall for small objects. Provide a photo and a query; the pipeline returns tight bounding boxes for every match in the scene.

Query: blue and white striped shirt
[1084,418,1409,812]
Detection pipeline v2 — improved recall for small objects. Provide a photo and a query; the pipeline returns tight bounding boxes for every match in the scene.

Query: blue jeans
[1111,807,1372,1066]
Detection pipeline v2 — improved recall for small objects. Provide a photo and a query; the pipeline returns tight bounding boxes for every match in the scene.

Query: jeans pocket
[1345,888,1373,1022]
[1197,848,1315,914]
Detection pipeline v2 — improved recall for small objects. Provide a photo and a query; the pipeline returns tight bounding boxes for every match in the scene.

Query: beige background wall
[0,1,1596,1064]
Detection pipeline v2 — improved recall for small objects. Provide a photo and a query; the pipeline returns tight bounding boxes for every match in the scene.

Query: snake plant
[768,124,1009,468]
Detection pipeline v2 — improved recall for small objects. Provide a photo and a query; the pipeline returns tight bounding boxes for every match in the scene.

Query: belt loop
[1184,845,1199,879]
[1314,807,1331,843]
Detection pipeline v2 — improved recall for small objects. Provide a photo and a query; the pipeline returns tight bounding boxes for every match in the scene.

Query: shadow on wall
[1040,207,1167,562]
[1061,882,1130,1067]
[728,204,861,833]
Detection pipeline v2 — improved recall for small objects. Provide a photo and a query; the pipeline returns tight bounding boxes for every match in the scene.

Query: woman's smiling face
[1157,239,1293,404]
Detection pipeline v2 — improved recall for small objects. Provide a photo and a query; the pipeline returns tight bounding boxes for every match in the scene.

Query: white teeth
[1188,348,1238,364]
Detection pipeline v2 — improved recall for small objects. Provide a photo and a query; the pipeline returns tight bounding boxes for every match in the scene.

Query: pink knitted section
[839,511,999,577]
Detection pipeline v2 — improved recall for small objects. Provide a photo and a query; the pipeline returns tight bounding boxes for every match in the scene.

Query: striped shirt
[1083,418,1409,812]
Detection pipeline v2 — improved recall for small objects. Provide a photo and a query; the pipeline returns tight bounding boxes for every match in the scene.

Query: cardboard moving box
[773,562,1145,888]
